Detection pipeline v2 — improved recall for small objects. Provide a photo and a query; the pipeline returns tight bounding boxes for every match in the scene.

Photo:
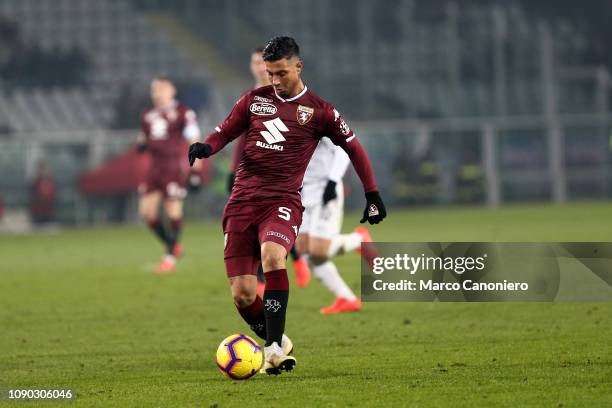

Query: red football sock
[237,296,266,340]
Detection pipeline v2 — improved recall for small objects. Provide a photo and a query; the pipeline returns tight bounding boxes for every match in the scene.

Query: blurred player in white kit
[295,136,373,314]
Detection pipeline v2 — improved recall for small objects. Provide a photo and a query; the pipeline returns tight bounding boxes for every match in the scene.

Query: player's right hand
[188,143,212,166]
[360,191,386,225]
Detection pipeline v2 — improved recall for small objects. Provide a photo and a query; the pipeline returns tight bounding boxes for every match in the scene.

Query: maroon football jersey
[205,85,377,204]
[139,101,200,175]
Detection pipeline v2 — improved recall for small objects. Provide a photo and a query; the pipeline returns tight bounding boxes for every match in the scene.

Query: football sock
[263,269,289,347]
[256,264,265,284]
[237,296,267,340]
[166,218,182,254]
[148,218,171,249]
[328,232,362,257]
[312,261,357,301]
[289,246,300,261]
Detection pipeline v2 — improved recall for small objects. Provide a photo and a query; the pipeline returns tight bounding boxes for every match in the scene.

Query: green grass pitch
[1,202,611,407]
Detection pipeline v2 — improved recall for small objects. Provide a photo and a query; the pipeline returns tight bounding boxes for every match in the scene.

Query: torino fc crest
[296,105,314,125]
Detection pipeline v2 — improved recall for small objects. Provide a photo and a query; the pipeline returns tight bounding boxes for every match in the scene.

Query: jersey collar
[274,85,308,103]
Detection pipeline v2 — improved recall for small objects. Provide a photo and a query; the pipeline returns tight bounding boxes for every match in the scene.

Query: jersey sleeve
[203,92,250,154]
[320,105,378,192]
[182,108,200,141]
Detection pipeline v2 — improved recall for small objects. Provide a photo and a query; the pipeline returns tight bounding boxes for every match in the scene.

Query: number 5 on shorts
[278,207,292,221]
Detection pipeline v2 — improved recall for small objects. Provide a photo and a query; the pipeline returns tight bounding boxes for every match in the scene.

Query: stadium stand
[0,0,211,132]
[139,0,609,120]
[0,0,609,224]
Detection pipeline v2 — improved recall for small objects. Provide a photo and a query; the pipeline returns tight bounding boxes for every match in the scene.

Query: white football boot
[260,341,296,375]
[281,334,294,355]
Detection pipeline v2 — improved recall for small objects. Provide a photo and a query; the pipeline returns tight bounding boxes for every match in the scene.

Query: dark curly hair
[262,36,300,61]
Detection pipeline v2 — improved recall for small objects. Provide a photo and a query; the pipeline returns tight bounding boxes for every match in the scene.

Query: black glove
[322,180,337,205]
[188,170,202,193]
[360,191,387,224]
[227,171,236,194]
[136,143,147,153]
[188,143,212,166]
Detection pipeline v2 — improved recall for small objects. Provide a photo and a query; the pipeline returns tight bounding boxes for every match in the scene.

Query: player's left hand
[360,191,386,224]
[188,170,202,193]
[322,180,337,205]
[188,143,212,166]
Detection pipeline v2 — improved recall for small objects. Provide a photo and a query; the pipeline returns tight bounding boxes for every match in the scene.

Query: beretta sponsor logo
[250,102,277,116]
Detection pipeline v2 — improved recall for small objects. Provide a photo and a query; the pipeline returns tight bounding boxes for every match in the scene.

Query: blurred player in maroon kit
[137,76,202,273]
[189,37,386,374]
[228,46,312,297]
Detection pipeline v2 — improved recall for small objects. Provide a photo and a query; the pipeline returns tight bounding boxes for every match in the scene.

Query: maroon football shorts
[139,168,187,199]
[222,198,303,278]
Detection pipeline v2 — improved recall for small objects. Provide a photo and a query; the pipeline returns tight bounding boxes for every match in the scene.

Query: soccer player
[188,37,386,374]
[228,47,312,296]
[295,138,374,314]
[137,76,202,274]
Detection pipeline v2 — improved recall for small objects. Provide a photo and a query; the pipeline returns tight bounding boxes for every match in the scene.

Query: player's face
[250,52,269,86]
[266,56,303,99]
[150,79,176,108]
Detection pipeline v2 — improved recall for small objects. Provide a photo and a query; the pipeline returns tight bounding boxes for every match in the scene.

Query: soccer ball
[216,334,263,380]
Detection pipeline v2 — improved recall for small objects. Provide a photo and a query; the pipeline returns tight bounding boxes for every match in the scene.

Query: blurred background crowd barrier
[0,0,610,227]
